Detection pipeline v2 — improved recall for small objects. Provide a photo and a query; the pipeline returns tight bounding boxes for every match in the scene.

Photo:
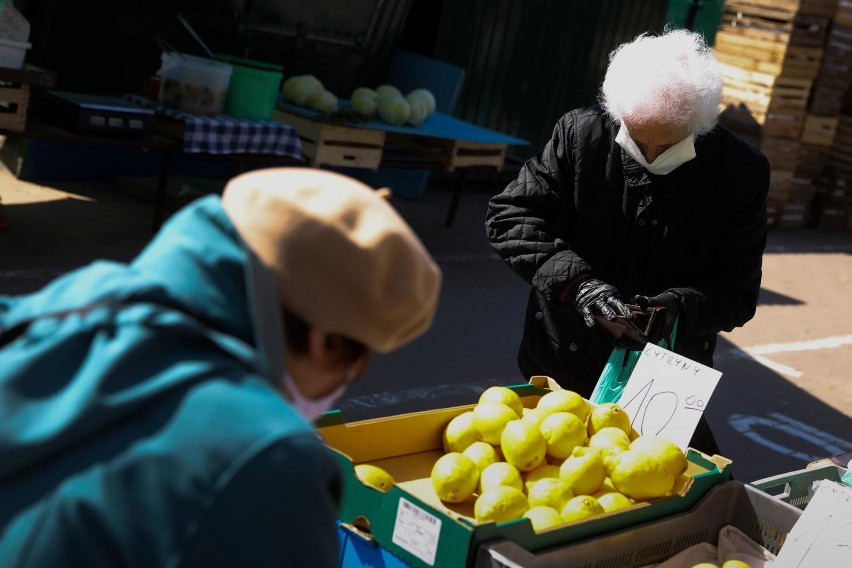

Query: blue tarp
[276,98,529,146]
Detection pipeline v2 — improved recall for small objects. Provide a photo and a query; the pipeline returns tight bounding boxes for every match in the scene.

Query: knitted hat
[221,168,441,353]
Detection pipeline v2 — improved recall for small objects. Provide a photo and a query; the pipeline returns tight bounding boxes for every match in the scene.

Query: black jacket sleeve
[669,149,770,336]
[485,112,594,303]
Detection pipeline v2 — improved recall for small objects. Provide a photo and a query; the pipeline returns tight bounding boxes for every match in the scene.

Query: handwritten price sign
[618,345,722,451]
[774,481,852,567]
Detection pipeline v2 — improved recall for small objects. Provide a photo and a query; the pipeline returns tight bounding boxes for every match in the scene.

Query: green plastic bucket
[216,55,283,120]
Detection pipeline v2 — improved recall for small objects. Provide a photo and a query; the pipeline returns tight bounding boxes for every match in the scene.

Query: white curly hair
[600,29,723,135]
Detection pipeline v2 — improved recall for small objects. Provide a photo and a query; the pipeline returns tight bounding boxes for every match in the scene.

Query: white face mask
[616,122,696,175]
[283,373,348,422]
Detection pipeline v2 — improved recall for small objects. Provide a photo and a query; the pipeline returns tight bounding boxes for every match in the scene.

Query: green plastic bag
[589,318,678,405]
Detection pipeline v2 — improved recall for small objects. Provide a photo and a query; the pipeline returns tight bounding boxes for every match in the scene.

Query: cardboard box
[318,383,732,568]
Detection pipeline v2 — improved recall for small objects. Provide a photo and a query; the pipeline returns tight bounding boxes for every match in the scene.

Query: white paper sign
[773,481,852,567]
[617,344,722,451]
[392,497,442,566]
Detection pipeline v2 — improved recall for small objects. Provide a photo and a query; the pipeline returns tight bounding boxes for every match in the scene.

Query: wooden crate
[724,0,836,20]
[0,81,29,133]
[764,108,807,139]
[802,0,844,19]
[801,114,839,145]
[760,137,800,170]
[813,203,852,229]
[715,32,823,80]
[780,45,824,79]
[273,109,386,170]
[768,169,795,201]
[808,85,845,116]
[722,70,812,112]
[725,0,801,20]
[797,142,829,177]
[831,114,852,164]
[720,9,829,48]
[384,132,508,173]
[0,66,58,133]
[777,199,812,228]
[836,0,852,28]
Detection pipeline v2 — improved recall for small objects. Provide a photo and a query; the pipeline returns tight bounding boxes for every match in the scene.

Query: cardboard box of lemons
[353,464,395,492]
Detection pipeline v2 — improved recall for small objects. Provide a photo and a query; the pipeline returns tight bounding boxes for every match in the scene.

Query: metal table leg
[152,149,173,232]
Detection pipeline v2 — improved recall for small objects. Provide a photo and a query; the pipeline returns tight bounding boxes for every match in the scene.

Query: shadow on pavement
[711,335,852,482]
[757,287,804,306]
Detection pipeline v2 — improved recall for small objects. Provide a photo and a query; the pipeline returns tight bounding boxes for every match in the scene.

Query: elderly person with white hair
[486,29,769,455]
[0,168,441,567]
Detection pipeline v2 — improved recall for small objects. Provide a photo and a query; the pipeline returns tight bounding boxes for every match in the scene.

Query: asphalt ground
[1,166,850,483]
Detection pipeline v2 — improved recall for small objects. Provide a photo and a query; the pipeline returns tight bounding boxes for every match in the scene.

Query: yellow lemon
[523,506,563,532]
[536,390,591,422]
[480,461,524,493]
[473,402,518,445]
[587,403,632,436]
[474,485,529,524]
[521,407,549,429]
[560,495,604,523]
[588,427,632,466]
[354,464,395,492]
[609,449,675,501]
[430,452,479,503]
[539,411,588,460]
[596,491,633,512]
[479,386,523,417]
[463,441,501,472]
[501,419,547,472]
[442,411,481,453]
[559,447,605,496]
[523,464,561,493]
[527,477,574,510]
[600,477,617,493]
[721,562,752,568]
[630,435,688,478]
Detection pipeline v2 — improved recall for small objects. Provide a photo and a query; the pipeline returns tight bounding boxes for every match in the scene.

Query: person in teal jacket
[0,168,442,567]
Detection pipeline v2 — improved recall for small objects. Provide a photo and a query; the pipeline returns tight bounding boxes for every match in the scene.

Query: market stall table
[274,100,529,227]
[1,96,307,231]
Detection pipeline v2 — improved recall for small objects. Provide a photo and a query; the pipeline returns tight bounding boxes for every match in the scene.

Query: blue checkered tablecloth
[126,95,303,160]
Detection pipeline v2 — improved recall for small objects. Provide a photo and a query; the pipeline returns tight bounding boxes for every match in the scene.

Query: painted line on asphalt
[728,412,852,462]
[747,354,802,377]
[744,334,852,355]
[723,333,852,377]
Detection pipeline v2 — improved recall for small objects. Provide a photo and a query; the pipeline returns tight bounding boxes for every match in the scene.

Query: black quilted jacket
[486,105,770,394]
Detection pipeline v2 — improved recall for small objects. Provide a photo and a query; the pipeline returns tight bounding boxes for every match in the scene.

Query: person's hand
[632,292,680,337]
[572,277,632,328]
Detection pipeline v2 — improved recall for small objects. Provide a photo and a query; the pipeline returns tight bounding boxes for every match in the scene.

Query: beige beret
[221,168,442,353]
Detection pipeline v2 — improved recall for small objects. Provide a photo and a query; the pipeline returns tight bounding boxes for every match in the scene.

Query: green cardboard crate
[318,383,732,568]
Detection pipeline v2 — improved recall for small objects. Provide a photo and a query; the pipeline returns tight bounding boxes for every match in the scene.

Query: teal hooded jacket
[0,196,343,567]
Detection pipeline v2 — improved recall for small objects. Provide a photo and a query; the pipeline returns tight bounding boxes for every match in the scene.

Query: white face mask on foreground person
[283,372,348,422]
[615,121,696,175]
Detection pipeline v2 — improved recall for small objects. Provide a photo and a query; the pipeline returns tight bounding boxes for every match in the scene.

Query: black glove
[632,292,680,339]
[572,277,632,328]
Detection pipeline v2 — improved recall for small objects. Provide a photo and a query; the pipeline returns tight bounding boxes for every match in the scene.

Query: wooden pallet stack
[813,0,852,228]
[715,0,835,227]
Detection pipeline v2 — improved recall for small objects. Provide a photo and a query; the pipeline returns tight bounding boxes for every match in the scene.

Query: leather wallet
[619,304,667,344]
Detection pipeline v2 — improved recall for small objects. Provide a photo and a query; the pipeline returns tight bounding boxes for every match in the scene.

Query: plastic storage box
[474,481,802,568]
[158,52,232,116]
[0,36,29,69]
[217,55,282,120]
[750,463,849,510]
